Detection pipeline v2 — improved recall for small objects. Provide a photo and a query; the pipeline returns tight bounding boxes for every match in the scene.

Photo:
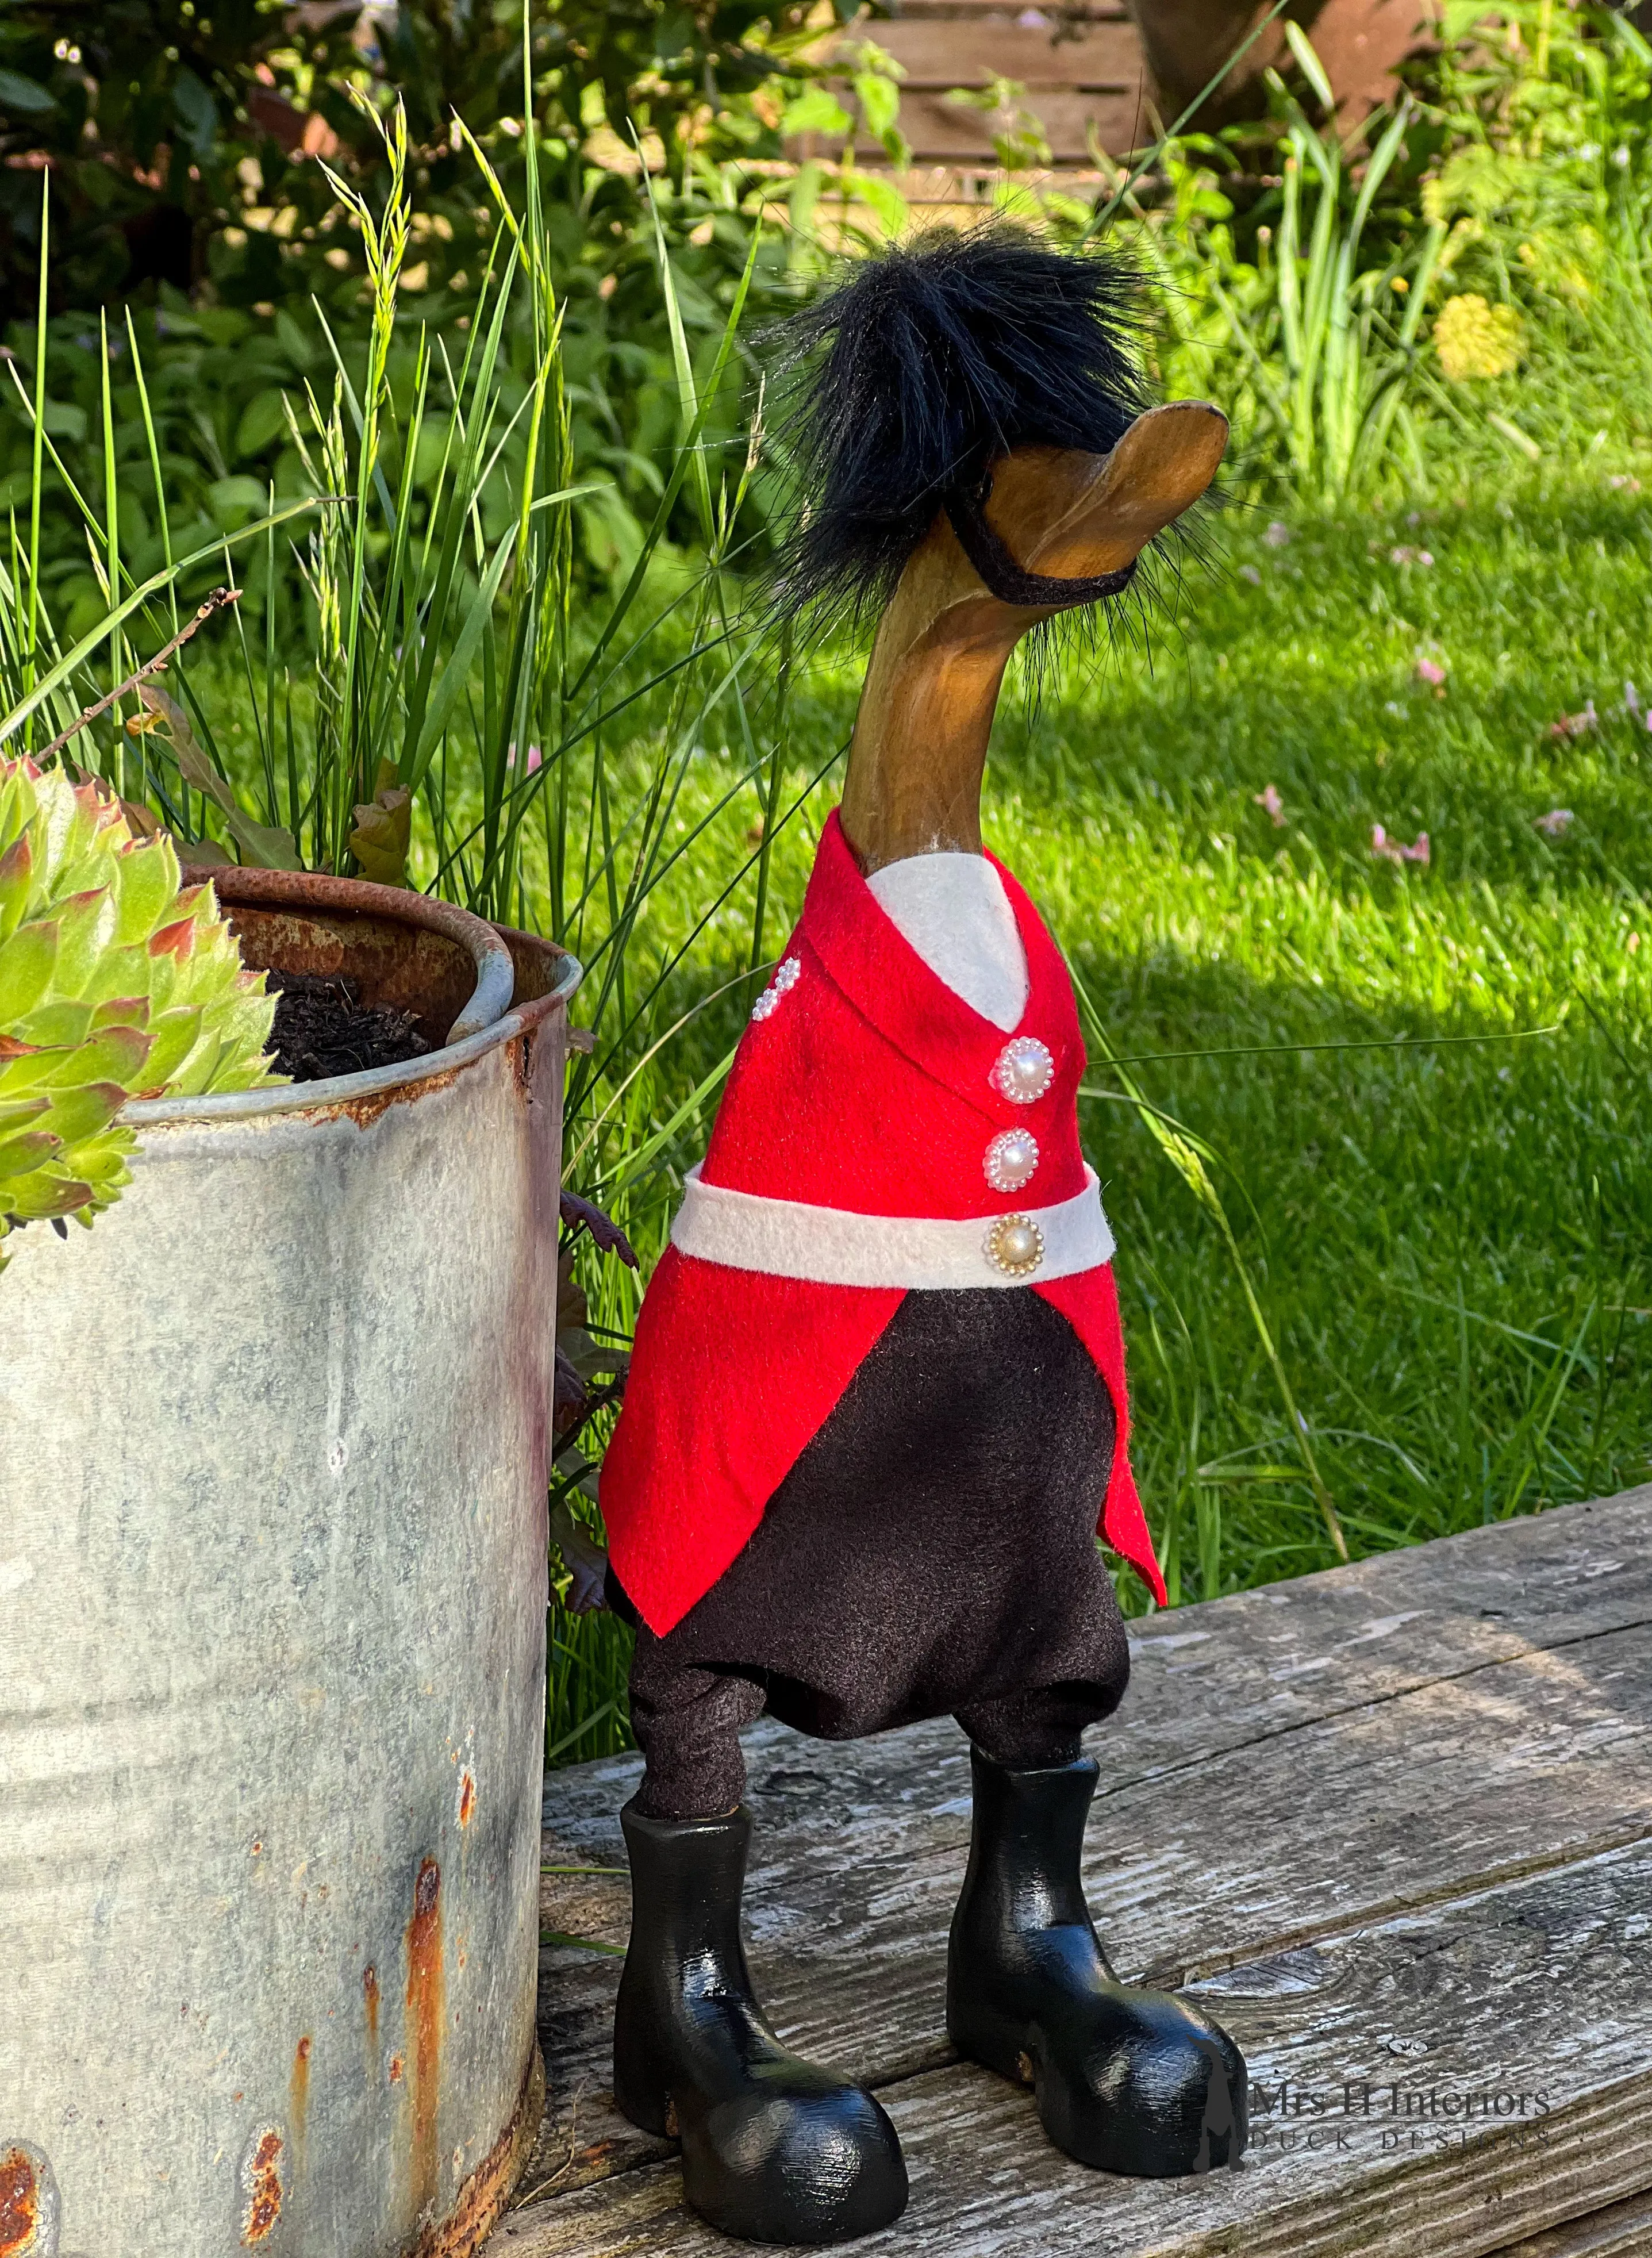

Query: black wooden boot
[947,1747,1247,2175]
[614,1800,909,2244]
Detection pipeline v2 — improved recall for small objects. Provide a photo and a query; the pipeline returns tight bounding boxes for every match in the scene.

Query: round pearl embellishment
[990,1035,1054,1104]
[983,1212,1044,1279]
[983,1127,1039,1193]
[750,955,801,1022]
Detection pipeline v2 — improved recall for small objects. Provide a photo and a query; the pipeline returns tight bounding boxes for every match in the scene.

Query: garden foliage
[2,1,1649,1754]
[0,754,282,1264]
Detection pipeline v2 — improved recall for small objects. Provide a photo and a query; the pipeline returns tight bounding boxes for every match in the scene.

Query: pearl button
[990,1035,1054,1104]
[983,1127,1039,1192]
[983,1212,1044,1278]
[750,955,801,1022]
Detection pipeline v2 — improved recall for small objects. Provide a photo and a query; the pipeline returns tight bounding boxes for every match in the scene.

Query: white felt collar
[866,852,1029,1033]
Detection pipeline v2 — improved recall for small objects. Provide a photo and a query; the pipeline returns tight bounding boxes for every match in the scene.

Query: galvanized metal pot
[0,872,581,2258]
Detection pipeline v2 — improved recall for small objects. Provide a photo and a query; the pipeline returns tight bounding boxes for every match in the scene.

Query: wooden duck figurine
[585,228,1244,2244]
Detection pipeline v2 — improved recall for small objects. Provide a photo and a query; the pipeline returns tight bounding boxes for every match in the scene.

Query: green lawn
[988,476,1652,1606]
[481,469,1652,1752]
[567,466,1650,1703]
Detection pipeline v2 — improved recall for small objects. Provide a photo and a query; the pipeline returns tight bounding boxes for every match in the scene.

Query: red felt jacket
[601,810,1165,1634]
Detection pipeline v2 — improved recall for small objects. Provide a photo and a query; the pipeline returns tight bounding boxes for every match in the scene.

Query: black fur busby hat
[764,224,1152,622]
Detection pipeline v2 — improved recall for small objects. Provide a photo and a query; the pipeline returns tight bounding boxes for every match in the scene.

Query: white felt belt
[670,1163,1115,1290]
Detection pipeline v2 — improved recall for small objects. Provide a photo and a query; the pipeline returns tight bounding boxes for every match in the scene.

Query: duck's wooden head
[763,225,1228,874]
[841,404,1228,871]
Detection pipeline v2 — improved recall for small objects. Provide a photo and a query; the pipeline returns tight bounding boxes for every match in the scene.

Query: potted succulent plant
[1,754,581,2258]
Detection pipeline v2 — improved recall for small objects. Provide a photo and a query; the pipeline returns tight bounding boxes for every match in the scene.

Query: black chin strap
[943,482,1139,610]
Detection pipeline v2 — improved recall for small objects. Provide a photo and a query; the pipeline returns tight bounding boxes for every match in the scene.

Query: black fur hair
[764,224,1153,624]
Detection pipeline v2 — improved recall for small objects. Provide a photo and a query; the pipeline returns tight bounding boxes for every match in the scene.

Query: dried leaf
[559,1188,639,1269]
[348,756,412,888]
[138,686,303,873]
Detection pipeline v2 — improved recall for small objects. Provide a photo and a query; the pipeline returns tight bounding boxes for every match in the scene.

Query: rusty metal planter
[0,872,580,2258]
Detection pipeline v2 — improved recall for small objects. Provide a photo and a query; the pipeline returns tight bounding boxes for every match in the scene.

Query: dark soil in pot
[267,970,433,1083]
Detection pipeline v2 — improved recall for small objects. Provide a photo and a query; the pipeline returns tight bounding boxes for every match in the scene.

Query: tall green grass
[0,47,812,1768]
[1142,3,1652,504]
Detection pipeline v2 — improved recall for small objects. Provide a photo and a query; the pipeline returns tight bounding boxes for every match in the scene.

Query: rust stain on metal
[412,2046,544,2257]
[456,1769,476,1829]
[389,2055,404,2085]
[363,1963,381,2058]
[240,2126,285,2245]
[306,1059,466,1132]
[405,1854,444,2218]
[290,2034,312,2179]
[0,2146,40,2257]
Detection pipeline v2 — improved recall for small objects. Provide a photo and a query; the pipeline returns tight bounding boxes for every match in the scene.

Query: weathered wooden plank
[496,1844,1652,2256]
[849,87,1148,164]
[515,1491,1652,2211]
[523,1616,1652,2196]
[890,1,1131,18]
[1489,2188,1652,2256]
[855,21,1142,85]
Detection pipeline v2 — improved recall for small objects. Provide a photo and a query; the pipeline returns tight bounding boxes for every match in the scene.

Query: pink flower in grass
[1254,784,1286,825]
[1371,823,1431,866]
[1416,657,1446,687]
[505,744,544,773]
[1549,701,1599,739]
[1534,808,1574,837]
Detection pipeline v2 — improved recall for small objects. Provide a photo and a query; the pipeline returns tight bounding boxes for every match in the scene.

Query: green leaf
[89,996,150,1032]
[0,1096,49,1134]
[0,919,58,1019]
[9,1000,93,1050]
[405,534,515,791]
[36,1082,125,1147]
[113,834,183,944]
[0,70,57,115]
[140,688,303,870]
[855,72,901,141]
[38,1024,151,1091]
[1282,21,1336,108]
[781,86,854,137]
[2,1169,97,1222]
[0,832,32,938]
[139,1007,205,1090]
[207,475,270,528]
[0,1128,58,1179]
[50,888,118,1000]
[221,812,304,873]
[82,942,152,1008]
[234,389,290,458]
[172,66,217,158]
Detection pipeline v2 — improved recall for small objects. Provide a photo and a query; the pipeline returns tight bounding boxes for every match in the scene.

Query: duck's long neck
[839,448,1110,874]
[839,529,1026,874]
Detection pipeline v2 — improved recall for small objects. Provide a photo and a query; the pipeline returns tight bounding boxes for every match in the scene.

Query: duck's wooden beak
[985,401,1230,589]
[842,402,1229,872]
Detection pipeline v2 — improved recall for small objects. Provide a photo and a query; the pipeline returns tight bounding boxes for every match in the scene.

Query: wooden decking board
[502,1844,1652,2256]
[1490,2188,1652,2255]
[502,1488,1652,2252]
